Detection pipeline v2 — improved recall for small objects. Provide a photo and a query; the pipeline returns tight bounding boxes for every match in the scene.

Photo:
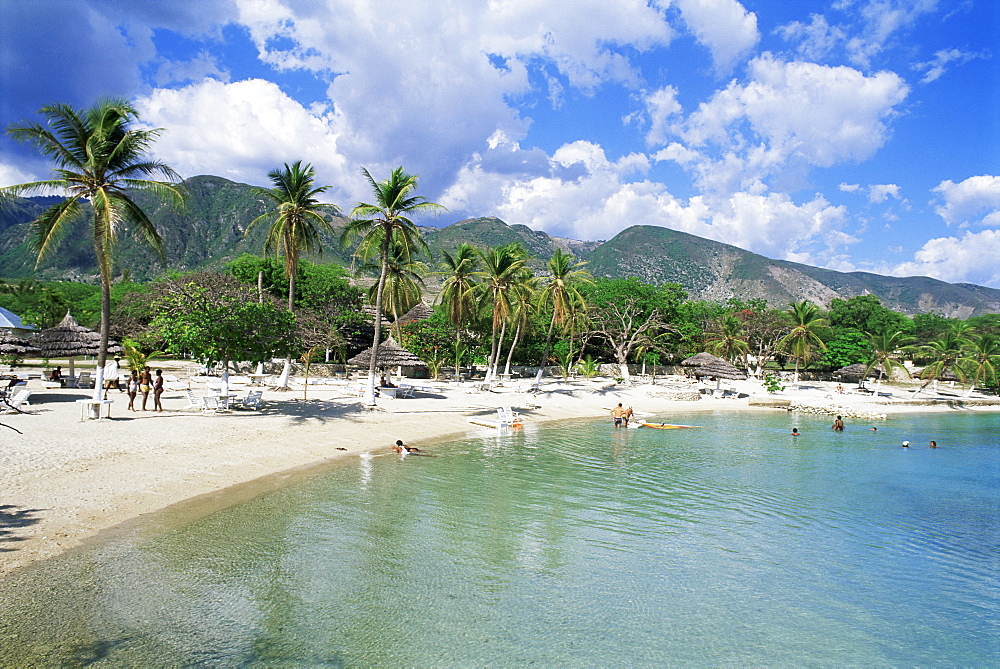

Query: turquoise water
[1,410,997,665]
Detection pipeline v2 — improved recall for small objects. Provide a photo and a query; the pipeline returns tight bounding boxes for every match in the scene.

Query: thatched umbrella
[0,331,40,357]
[32,312,122,377]
[681,352,725,368]
[397,300,434,324]
[697,358,747,381]
[348,336,426,371]
[832,363,885,384]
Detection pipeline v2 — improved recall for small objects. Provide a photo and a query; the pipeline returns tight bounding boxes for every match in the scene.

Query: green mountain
[2,175,998,316]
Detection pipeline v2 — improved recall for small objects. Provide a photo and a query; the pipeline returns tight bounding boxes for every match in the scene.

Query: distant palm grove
[2,99,999,396]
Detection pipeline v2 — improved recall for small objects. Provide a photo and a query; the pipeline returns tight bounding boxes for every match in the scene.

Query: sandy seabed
[2,367,997,579]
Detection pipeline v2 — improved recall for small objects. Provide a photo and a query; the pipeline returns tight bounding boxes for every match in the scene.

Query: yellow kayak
[637,422,704,429]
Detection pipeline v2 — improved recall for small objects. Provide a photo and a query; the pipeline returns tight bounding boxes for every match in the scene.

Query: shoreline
[3,374,998,579]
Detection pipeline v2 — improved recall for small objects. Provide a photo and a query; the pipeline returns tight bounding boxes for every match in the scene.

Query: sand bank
[2,372,996,578]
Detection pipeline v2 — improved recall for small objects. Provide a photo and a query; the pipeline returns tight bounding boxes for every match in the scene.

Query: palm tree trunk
[454,329,462,381]
[503,320,522,377]
[534,313,557,384]
[365,231,391,405]
[93,273,112,403]
[487,320,507,383]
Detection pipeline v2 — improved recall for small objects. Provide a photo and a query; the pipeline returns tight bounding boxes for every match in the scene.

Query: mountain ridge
[2,174,998,316]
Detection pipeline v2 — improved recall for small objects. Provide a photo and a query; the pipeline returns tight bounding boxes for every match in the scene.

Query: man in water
[791,427,800,436]
[929,440,937,448]
[832,415,845,431]
[611,403,625,427]
[623,406,634,427]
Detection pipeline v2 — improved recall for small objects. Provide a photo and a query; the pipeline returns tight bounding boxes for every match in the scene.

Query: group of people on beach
[123,366,164,412]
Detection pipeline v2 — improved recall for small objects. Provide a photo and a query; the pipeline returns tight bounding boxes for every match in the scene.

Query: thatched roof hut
[32,312,122,376]
[832,363,885,381]
[0,331,40,357]
[398,300,434,324]
[347,336,426,368]
[681,352,746,380]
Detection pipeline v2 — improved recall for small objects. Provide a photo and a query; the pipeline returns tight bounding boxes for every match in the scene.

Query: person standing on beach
[139,366,152,410]
[611,403,625,427]
[126,371,139,411]
[153,369,165,412]
[832,415,845,431]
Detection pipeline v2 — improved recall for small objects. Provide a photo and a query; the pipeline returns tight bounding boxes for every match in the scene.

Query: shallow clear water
[1,410,998,665]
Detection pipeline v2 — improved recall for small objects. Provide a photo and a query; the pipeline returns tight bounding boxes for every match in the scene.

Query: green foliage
[0,279,102,328]
[152,274,297,365]
[227,254,362,321]
[821,328,871,369]
[576,355,600,378]
[762,373,785,394]
[828,295,912,336]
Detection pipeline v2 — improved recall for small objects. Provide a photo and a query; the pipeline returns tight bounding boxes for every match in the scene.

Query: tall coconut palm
[778,300,827,382]
[3,99,184,401]
[958,333,1000,397]
[865,328,913,393]
[359,238,426,339]
[436,243,480,377]
[705,313,751,367]
[477,243,529,383]
[502,271,539,378]
[915,328,968,395]
[248,160,335,311]
[342,167,443,405]
[534,249,592,384]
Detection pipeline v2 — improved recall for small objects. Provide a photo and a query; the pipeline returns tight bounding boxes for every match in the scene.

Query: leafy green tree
[965,313,1000,336]
[152,273,297,377]
[582,278,682,381]
[4,98,185,397]
[820,329,870,369]
[911,312,957,343]
[828,295,911,336]
[248,161,335,312]
[342,167,443,404]
[779,300,827,380]
[534,249,592,383]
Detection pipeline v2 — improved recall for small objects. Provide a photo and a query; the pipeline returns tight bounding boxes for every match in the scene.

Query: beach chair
[2,389,31,413]
[201,395,224,412]
[75,371,94,389]
[182,389,202,410]
[234,390,264,410]
[497,407,521,425]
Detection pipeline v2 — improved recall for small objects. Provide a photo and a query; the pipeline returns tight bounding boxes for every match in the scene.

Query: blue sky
[1,0,998,286]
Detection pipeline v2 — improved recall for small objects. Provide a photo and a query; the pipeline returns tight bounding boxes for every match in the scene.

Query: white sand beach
[2,369,997,577]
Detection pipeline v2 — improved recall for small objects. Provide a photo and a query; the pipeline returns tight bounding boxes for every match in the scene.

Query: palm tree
[436,243,480,379]
[778,300,827,382]
[248,160,335,311]
[3,99,184,401]
[359,238,426,338]
[705,313,751,367]
[958,333,1000,397]
[865,328,914,393]
[476,243,529,383]
[341,167,443,404]
[501,271,539,378]
[916,328,968,395]
[534,249,592,384]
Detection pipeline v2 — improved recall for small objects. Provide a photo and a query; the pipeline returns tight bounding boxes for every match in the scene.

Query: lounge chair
[234,390,264,410]
[182,389,202,410]
[201,395,225,412]
[3,389,31,413]
[75,371,94,389]
[497,407,521,425]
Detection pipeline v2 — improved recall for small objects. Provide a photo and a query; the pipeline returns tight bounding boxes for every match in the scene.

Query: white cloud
[914,48,990,84]
[889,229,1000,287]
[839,182,861,192]
[0,161,46,190]
[933,175,1000,226]
[775,13,845,60]
[868,183,900,203]
[642,86,682,146]
[663,55,909,193]
[674,0,759,72]
[442,138,854,267]
[845,0,939,67]
[133,79,354,195]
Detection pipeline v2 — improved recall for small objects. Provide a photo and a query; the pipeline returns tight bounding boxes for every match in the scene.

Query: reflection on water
[1,410,997,665]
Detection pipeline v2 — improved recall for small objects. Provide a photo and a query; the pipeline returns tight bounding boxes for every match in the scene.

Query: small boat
[637,422,704,429]
[468,418,522,429]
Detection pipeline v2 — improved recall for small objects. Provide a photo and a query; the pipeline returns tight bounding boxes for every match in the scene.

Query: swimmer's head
[396,440,403,446]
[902,441,910,447]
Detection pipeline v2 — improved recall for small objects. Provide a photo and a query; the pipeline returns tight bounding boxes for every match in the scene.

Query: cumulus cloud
[658,55,909,193]
[673,0,759,72]
[868,183,900,203]
[933,175,1000,227]
[889,229,1000,287]
[133,79,355,195]
[775,13,846,60]
[839,182,861,192]
[442,137,854,266]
